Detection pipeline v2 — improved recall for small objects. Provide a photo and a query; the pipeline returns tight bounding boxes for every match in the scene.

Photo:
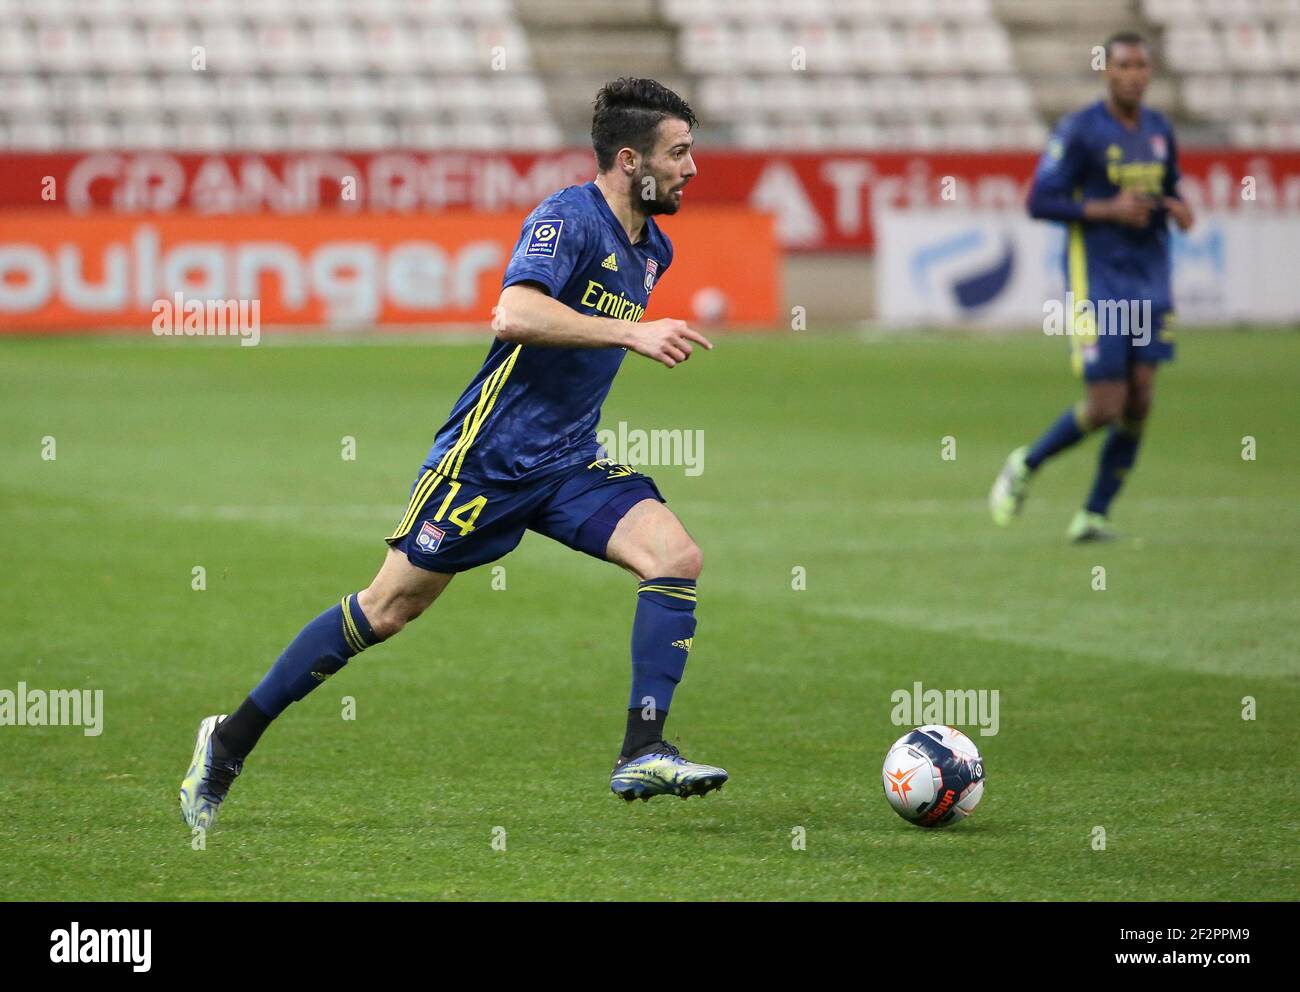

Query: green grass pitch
[1,328,1296,901]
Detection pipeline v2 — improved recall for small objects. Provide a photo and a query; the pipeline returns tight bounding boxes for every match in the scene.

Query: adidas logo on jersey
[672,638,693,651]
[601,252,619,271]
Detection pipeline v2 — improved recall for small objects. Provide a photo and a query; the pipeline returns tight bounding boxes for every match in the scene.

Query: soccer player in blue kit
[990,33,1194,542]
[181,78,727,829]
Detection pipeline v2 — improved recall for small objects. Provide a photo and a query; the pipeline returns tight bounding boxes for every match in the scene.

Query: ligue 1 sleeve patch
[524,219,564,258]
[415,520,446,554]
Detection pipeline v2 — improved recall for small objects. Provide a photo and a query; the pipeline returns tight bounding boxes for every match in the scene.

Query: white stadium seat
[381,75,433,113]
[1163,25,1226,72]
[0,24,32,71]
[1278,21,1300,68]
[160,75,217,113]
[0,76,47,113]
[65,116,120,150]
[903,23,958,74]
[216,77,272,113]
[34,24,90,71]
[508,118,563,149]
[269,77,319,112]
[938,0,995,22]
[325,77,382,115]
[141,21,200,73]
[845,24,905,73]
[957,23,1015,73]
[830,120,887,148]
[5,117,62,150]
[680,22,741,74]
[194,25,248,71]
[232,115,286,150]
[795,20,853,73]
[1143,0,1203,21]
[118,115,175,149]
[85,24,144,72]
[416,23,477,73]
[341,115,398,150]
[473,23,531,70]
[1181,74,1234,118]
[738,23,791,73]
[285,112,341,150]
[1222,21,1276,71]
[361,20,421,71]
[175,116,234,152]
[306,23,364,70]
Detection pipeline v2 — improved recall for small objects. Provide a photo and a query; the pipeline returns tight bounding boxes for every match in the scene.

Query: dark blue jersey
[423,181,673,484]
[1028,100,1182,309]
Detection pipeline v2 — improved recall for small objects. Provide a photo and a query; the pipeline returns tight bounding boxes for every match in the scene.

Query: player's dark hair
[591,77,697,172]
[1105,31,1148,58]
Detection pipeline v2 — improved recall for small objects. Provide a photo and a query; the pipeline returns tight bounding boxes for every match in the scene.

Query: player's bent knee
[661,540,703,580]
[1086,399,1124,428]
[1125,393,1153,422]
[355,598,401,641]
[357,589,428,641]
[362,597,432,641]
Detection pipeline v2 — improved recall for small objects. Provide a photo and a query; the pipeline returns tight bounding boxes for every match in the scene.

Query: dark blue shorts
[384,458,664,573]
[1073,305,1176,382]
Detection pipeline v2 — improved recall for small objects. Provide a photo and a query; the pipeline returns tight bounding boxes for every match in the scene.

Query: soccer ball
[882,725,985,828]
[690,286,729,324]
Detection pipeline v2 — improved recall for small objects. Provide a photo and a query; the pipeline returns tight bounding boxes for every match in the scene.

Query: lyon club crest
[1150,134,1167,160]
[415,520,446,554]
[644,258,658,293]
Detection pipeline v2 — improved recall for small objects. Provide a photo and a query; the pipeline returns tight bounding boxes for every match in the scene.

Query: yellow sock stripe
[340,596,366,653]
[639,585,697,602]
[437,357,510,476]
[1072,400,1093,433]
[387,470,441,541]
[450,345,521,479]
[1067,219,1091,378]
[643,591,698,603]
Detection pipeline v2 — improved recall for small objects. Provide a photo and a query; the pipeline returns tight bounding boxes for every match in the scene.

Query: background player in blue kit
[990,32,1194,542]
[180,78,727,828]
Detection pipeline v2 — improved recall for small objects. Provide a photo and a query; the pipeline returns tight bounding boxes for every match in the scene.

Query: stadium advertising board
[0,208,778,331]
[876,208,1300,326]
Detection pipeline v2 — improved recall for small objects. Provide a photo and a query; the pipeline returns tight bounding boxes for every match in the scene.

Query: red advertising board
[3,149,1298,251]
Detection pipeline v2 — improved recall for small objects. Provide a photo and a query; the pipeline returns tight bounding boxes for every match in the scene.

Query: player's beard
[632,165,683,217]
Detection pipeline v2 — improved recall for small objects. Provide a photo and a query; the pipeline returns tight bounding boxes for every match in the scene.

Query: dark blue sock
[249,594,380,719]
[1085,416,1143,516]
[1025,402,1093,471]
[623,578,696,754]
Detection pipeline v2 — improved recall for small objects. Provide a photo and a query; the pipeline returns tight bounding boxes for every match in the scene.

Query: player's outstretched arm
[493,284,712,368]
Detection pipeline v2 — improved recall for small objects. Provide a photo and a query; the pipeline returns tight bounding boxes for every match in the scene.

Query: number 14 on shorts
[427,477,487,536]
